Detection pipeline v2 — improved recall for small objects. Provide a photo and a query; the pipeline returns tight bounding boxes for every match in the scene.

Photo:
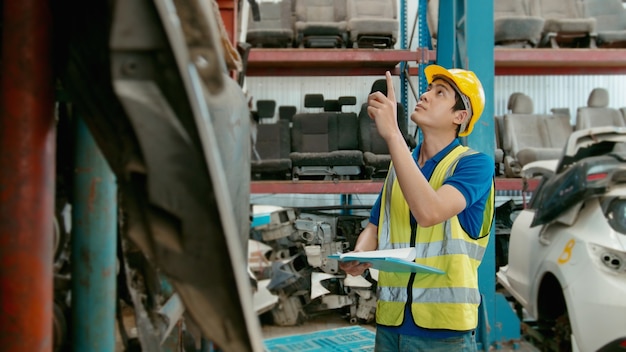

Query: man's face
[411,78,464,133]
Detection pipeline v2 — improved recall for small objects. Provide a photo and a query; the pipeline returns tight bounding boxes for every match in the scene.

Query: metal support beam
[435,1,510,349]
[462,1,498,349]
[71,117,117,351]
[418,0,432,93]
[399,0,409,110]
[0,1,54,350]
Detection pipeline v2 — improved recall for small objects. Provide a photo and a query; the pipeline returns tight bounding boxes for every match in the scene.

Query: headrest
[304,94,325,108]
[370,79,387,95]
[587,88,609,108]
[324,100,342,112]
[256,100,276,118]
[279,105,297,121]
[507,92,533,114]
[338,96,357,106]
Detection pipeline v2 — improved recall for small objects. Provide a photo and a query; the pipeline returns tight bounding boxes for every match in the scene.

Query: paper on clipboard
[328,247,444,274]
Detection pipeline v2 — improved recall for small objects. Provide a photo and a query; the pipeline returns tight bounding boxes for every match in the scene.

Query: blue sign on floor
[264,326,375,352]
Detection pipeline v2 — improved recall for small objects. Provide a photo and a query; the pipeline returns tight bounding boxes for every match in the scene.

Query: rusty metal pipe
[0,0,55,351]
[71,117,117,352]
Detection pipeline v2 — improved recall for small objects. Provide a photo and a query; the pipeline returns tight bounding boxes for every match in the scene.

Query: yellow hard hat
[424,65,485,136]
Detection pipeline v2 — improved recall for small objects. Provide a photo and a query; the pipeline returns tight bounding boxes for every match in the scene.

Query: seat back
[291,112,337,153]
[530,0,579,19]
[544,114,573,149]
[501,93,567,176]
[582,0,626,47]
[494,0,545,47]
[346,0,398,48]
[503,114,550,156]
[495,0,528,17]
[252,120,292,180]
[294,0,348,47]
[582,0,625,31]
[529,0,596,47]
[576,88,625,130]
[357,79,409,178]
[256,120,291,160]
[247,0,295,48]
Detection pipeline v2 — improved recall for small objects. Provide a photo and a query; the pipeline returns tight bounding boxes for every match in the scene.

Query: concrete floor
[113,307,538,351]
[261,310,539,352]
[261,310,375,340]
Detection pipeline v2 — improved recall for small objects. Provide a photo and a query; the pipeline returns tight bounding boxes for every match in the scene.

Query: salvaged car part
[59,0,262,350]
[251,207,377,326]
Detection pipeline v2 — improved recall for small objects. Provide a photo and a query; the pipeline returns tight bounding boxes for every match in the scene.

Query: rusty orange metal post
[0,0,55,351]
[216,0,238,45]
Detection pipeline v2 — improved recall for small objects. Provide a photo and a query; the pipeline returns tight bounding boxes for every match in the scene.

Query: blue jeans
[374,328,477,352]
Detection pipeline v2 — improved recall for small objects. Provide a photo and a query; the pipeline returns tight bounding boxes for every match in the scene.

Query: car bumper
[564,258,626,352]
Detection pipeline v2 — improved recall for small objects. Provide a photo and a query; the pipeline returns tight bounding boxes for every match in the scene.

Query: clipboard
[328,254,444,274]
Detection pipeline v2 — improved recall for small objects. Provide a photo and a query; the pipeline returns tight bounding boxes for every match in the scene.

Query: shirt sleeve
[444,152,494,238]
[368,191,383,226]
[443,152,493,206]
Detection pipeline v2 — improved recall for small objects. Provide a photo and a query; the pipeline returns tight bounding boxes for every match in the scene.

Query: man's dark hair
[452,91,465,136]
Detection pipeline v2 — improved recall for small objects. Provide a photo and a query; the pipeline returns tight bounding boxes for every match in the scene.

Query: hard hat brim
[425,65,460,89]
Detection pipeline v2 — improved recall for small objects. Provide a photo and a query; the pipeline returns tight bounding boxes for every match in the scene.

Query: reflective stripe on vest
[379,286,481,304]
[375,145,494,331]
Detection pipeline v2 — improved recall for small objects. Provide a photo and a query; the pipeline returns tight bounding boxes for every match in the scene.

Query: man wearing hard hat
[341,66,494,351]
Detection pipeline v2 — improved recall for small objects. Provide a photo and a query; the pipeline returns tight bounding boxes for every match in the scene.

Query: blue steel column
[399,0,409,109]
[435,0,502,349]
[463,1,496,349]
[71,117,117,351]
[435,0,457,68]
[418,0,432,93]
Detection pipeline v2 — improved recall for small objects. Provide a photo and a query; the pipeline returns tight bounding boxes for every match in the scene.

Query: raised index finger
[385,71,396,103]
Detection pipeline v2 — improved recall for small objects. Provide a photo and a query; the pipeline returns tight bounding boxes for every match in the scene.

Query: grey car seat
[290,94,364,180]
[582,0,626,48]
[251,99,291,179]
[494,0,545,48]
[346,0,398,48]
[294,0,349,48]
[246,0,295,48]
[502,93,570,177]
[251,120,293,180]
[529,0,597,48]
[576,88,625,130]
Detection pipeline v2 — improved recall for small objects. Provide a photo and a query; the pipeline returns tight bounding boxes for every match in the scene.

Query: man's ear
[453,110,468,126]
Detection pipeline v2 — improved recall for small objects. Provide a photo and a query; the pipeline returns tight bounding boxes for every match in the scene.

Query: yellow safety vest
[376,145,494,331]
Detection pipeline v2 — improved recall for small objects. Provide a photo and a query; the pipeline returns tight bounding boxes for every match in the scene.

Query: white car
[497,127,626,352]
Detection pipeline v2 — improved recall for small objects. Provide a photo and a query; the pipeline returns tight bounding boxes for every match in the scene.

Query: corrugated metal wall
[245,76,377,118]
[247,74,626,130]
[493,75,626,123]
